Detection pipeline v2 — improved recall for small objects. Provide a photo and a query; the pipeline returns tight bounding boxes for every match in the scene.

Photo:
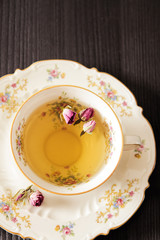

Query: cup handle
[123,136,141,151]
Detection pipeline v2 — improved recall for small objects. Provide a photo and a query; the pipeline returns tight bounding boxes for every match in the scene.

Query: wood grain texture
[0,0,159,239]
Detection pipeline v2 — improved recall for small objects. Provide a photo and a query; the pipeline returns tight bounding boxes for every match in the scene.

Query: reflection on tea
[22,94,111,186]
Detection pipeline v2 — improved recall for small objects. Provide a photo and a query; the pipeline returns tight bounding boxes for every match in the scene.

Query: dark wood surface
[0,0,159,239]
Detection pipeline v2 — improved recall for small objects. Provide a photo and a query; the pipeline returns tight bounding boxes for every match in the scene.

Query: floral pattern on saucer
[0,79,28,118]
[55,222,75,240]
[96,179,139,223]
[0,190,31,230]
[47,65,66,81]
[88,76,132,117]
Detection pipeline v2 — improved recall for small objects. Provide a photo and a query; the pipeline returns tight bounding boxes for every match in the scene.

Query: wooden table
[0,0,159,239]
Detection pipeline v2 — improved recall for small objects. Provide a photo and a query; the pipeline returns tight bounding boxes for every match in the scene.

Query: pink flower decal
[122,101,127,106]
[63,227,71,235]
[12,217,18,223]
[2,205,10,212]
[62,108,76,124]
[104,87,117,101]
[134,139,147,158]
[55,222,75,238]
[129,191,134,197]
[107,213,113,219]
[0,187,31,230]
[110,126,113,131]
[137,144,144,152]
[100,80,105,86]
[0,79,28,118]
[0,95,8,103]
[116,198,124,206]
[11,83,17,88]
[29,190,44,207]
[113,196,126,209]
[51,69,58,77]
[97,179,139,224]
[47,65,65,81]
[107,91,115,99]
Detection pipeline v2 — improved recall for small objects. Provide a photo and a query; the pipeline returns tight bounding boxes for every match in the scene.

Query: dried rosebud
[14,185,33,202]
[74,108,94,126]
[16,192,25,201]
[29,190,44,207]
[79,108,94,121]
[81,120,96,136]
[62,108,76,124]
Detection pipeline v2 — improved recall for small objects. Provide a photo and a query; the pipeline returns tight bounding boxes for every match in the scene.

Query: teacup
[10,85,141,195]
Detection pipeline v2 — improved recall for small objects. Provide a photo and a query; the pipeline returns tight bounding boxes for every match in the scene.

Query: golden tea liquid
[22,96,111,186]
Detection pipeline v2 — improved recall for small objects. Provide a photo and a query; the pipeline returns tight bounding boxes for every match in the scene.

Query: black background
[0,0,160,239]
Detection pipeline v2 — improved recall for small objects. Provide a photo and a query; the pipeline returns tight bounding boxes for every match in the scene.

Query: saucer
[0,60,156,240]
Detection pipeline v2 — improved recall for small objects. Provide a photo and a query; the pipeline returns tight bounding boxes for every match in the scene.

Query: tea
[22,95,111,186]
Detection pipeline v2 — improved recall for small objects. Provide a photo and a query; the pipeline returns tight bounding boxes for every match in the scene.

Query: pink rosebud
[16,192,25,201]
[79,108,94,121]
[11,83,17,88]
[62,108,76,124]
[29,190,44,207]
[15,187,32,202]
[63,227,71,235]
[83,120,96,134]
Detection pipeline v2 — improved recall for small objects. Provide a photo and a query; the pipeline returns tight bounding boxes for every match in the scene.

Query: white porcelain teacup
[11,85,141,195]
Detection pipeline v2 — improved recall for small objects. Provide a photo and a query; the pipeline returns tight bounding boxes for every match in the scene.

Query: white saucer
[0,60,156,240]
